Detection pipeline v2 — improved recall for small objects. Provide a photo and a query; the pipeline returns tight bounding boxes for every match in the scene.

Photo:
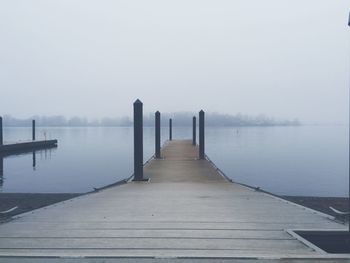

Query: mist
[1,113,299,127]
[0,0,349,124]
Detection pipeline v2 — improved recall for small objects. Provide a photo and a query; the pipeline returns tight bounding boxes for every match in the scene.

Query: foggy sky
[0,0,349,123]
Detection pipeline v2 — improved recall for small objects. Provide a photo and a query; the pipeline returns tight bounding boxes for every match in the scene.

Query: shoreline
[0,193,81,222]
[281,195,349,222]
[0,192,348,223]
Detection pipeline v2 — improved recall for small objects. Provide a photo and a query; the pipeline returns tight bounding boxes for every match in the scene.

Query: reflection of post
[32,151,36,169]
[0,156,3,187]
[32,120,36,141]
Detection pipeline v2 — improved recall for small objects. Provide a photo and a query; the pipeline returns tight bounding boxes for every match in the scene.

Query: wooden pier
[0,140,58,155]
[0,117,58,156]
[0,140,347,261]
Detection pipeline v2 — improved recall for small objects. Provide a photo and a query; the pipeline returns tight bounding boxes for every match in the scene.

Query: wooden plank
[0,237,311,250]
[0,140,57,155]
[0,229,293,239]
[0,249,320,258]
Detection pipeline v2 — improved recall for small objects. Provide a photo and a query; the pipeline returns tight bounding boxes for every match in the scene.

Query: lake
[0,125,348,197]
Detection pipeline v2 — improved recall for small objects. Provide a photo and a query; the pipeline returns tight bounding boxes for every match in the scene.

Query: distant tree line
[1,113,300,127]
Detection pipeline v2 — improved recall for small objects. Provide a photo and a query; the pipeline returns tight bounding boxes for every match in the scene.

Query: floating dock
[0,140,347,261]
[0,140,58,155]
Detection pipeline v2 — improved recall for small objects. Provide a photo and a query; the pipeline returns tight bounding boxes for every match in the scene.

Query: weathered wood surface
[0,140,347,260]
[0,140,57,155]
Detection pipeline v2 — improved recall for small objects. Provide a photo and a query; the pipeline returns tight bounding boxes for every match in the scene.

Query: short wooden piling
[192,116,196,146]
[0,117,3,146]
[169,118,172,141]
[133,99,144,181]
[32,120,36,141]
[199,110,205,159]
[155,111,161,159]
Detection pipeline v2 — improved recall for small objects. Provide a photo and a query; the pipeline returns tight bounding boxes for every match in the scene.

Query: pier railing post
[155,111,161,158]
[169,118,172,141]
[192,116,196,146]
[199,110,205,159]
[32,120,36,141]
[0,116,3,145]
[0,157,3,185]
[133,99,144,181]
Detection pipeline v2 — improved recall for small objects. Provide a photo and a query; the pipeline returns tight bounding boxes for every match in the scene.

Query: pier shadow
[294,230,350,253]
[0,145,57,190]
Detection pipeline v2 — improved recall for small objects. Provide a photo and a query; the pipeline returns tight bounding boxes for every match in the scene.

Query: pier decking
[0,140,347,261]
[0,140,57,155]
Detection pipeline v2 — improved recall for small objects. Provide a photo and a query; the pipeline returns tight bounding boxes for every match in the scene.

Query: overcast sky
[0,0,349,123]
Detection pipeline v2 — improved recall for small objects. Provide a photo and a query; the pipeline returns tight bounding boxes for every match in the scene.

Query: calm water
[0,126,348,197]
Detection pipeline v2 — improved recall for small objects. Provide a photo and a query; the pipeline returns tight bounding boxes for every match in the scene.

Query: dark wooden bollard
[169,118,172,141]
[133,99,144,181]
[0,116,3,145]
[0,157,3,184]
[155,111,161,158]
[199,110,205,159]
[192,116,196,146]
[32,120,36,141]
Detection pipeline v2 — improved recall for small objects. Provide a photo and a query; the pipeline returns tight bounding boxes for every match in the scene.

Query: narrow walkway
[0,140,347,260]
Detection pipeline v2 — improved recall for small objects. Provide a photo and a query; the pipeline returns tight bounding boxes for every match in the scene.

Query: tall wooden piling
[0,116,3,145]
[169,118,172,141]
[133,99,144,181]
[0,156,3,185]
[192,116,196,146]
[32,120,36,141]
[199,110,205,159]
[155,111,161,159]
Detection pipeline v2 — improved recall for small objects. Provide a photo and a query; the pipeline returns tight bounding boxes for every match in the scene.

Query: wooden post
[32,120,36,141]
[0,116,3,145]
[155,111,161,158]
[169,118,172,141]
[199,110,205,159]
[192,116,196,146]
[133,99,144,181]
[0,156,3,185]
[347,13,350,234]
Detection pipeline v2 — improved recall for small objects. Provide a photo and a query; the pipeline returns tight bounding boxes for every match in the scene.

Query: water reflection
[1,126,347,196]
[0,146,56,190]
[32,151,36,170]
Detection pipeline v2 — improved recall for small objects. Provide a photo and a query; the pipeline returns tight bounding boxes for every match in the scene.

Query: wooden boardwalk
[0,140,347,260]
[0,140,57,155]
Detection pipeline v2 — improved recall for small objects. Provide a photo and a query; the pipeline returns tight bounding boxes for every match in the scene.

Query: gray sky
[0,0,349,123]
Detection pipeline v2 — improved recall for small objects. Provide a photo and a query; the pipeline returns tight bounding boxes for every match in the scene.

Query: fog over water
[0,0,349,123]
[1,126,348,196]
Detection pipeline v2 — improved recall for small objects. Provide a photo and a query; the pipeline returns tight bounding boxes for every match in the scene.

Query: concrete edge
[0,254,350,260]
[205,154,339,222]
[285,229,327,254]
